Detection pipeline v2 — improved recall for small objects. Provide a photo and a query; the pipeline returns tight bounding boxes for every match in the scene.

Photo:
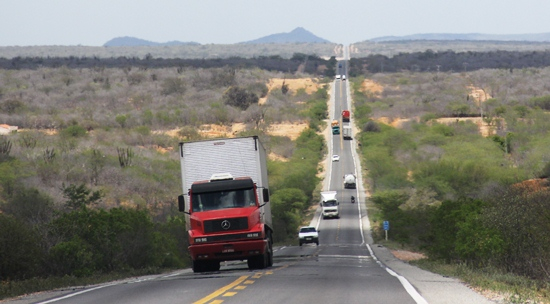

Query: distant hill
[103,36,199,47]
[370,32,550,42]
[241,27,331,44]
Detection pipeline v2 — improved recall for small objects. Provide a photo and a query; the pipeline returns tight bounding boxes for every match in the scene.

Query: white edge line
[37,283,118,304]
[366,244,428,304]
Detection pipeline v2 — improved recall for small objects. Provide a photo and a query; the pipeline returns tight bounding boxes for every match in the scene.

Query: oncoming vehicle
[320,191,339,219]
[332,155,340,162]
[298,226,319,246]
[178,136,273,273]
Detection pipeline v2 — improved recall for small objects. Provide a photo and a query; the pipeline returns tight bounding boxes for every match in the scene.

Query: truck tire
[192,260,205,273]
[193,260,219,272]
[248,230,272,269]
[247,255,265,269]
[207,261,220,272]
[267,232,274,267]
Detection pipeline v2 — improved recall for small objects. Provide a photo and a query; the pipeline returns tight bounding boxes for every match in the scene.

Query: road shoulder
[369,244,498,304]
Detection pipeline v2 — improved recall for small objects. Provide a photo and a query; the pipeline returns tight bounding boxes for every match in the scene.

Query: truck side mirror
[178,195,185,212]
[262,188,270,202]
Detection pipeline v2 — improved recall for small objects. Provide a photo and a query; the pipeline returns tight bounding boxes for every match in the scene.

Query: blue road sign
[383,221,390,231]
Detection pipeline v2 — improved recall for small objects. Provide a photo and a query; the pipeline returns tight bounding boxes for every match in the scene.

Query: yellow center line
[193,275,249,304]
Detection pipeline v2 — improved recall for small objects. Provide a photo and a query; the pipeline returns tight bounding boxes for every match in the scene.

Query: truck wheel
[207,261,220,272]
[267,233,274,267]
[192,260,204,273]
[248,254,268,270]
[247,256,261,269]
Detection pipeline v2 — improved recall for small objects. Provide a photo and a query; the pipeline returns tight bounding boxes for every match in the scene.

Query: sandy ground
[361,79,384,97]
[259,77,322,105]
[391,250,427,261]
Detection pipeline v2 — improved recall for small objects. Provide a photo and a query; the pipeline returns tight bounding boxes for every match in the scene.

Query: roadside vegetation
[0,58,329,299]
[350,67,550,303]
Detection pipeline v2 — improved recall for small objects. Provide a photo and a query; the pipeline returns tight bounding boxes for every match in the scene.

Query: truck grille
[204,217,248,233]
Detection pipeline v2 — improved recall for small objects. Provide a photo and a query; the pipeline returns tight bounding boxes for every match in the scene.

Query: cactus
[43,147,56,163]
[0,139,12,156]
[117,147,134,168]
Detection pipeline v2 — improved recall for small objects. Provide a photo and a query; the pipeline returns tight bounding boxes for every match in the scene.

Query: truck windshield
[322,201,337,207]
[323,201,338,207]
[191,188,257,212]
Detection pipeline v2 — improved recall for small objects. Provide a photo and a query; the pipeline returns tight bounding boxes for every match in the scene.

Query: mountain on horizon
[370,32,550,42]
[240,27,331,44]
[103,28,330,47]
[103,36,199,47]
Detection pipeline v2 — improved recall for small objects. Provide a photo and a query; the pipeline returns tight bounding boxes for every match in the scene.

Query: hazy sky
[2,0,550,46]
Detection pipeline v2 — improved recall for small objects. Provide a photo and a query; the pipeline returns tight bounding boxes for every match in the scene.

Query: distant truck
[344,174,356,189]
[331,120,340,135]
[342,110,350,122]
[178,136,273,272]
[342,125,352,139]
[320,191,339,219]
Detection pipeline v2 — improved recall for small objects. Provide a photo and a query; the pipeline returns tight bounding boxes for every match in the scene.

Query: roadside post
[383,221,390,241]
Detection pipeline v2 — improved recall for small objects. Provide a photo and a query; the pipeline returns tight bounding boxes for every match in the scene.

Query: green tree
[0,215,43,280]
[115,114,128,128]
[60,125,87,138]
[4,187,54,226]
[270,188,307,242]
[223,86,258,110]
[161,77,186,95]
[62,183,103,211]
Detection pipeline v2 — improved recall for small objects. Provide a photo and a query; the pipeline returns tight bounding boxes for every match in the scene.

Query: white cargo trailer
[178,136,273,272]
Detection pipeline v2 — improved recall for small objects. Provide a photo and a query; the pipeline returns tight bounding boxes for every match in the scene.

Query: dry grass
[259,77,322,104]
[361,79,384,96]
[371,82,496,137]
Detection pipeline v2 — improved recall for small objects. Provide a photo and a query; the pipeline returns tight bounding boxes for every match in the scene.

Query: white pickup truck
[298,226,319,246]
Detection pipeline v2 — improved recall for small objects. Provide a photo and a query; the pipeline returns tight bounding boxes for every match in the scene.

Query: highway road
[5,58,495,304]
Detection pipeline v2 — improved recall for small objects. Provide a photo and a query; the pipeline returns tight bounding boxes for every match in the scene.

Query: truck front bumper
[322,211,339,218]
[189,239,267,261]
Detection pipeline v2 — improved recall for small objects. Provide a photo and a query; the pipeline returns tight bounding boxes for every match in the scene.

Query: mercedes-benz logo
[221,220,231,230]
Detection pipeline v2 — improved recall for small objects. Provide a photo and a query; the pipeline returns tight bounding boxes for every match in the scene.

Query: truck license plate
[222,248,235,253]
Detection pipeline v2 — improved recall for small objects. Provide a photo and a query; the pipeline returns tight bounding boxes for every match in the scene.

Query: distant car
[338,63,342,68]
[298,226,319,246]
[335,74,341,80]
[332,155,340,162]
[342,75,346,81]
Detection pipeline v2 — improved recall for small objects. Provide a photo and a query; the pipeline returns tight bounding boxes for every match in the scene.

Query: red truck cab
[179,174,272,272]
[342,110,350,122]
